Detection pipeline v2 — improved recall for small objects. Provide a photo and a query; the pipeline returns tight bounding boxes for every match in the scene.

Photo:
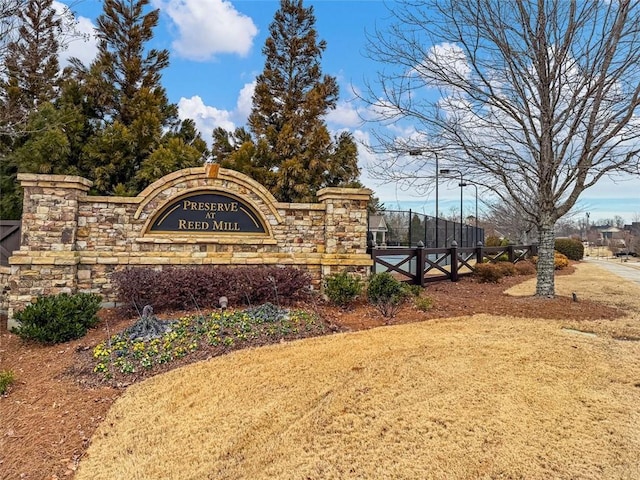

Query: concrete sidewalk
[583,256,640,286]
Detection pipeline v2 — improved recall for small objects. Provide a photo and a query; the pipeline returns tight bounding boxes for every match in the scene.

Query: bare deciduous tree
[485,202,537,244]
[363,0,640,297]
[0,1,25,67]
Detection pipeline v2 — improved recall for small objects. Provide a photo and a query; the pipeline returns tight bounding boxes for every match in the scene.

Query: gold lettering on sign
[182,200,239,212]
[212,221,240,231]
[151,193,263,234]
[178,220,211,230]
[177,219,240,231]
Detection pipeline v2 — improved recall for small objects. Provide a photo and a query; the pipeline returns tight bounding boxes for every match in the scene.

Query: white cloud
[326,100,362,128]
[154,0,258,61]
[177,79,256,143]
[235,81,255,121]
[54,1,98,68]
[418,42,470,88]
[178,95,236,141]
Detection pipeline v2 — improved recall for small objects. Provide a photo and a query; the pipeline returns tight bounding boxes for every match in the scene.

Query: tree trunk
[535,223,555,297]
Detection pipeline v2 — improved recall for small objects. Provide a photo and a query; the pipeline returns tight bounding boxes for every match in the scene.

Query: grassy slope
[76,262,640,480]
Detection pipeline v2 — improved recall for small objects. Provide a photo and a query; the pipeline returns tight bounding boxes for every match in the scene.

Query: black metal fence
[368,210,484,249]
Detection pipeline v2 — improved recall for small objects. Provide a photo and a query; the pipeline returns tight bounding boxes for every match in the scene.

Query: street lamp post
[440,169,463,245]
[410,150,439,247]
[459,182,478,245]
[585,212,590,244]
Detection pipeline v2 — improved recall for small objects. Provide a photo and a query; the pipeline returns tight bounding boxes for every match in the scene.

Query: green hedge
[11,292,102,344]
[554,238,584,261]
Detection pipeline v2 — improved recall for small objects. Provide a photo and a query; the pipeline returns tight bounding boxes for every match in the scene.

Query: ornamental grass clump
[473,263,504,283]
[531,252,570,270]
[495,261,517,277]
[514,260,536,275]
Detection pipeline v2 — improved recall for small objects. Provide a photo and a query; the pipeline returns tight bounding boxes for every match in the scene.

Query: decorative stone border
[4,167,372,329]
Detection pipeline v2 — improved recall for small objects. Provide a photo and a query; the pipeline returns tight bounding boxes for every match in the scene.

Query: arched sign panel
[149,191,266,234]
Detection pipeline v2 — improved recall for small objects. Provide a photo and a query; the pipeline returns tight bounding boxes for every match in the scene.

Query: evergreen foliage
[73,0,179,195]
[0,0,61,219]
[0,0,371,218]
[217,0,360,202]
[554,238,584,261]
[1,0,60,123]
[324,271,364,307]
[0,152,20,219]
[0,0,208,213]
[11,292,102,344]
[367,272,411,318]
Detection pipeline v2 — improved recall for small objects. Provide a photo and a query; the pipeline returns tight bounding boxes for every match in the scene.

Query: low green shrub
[554,238,584,261]
[367,272,411,318]
[473,263,504,283]
[324,271,363,307]
[11,292,102,344]
[407,284,423,297]
[414,296,434,312]
[0,370,15,395]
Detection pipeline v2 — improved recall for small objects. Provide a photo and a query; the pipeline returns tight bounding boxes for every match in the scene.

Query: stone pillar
[7,174,92,329]
[317,187,373,281]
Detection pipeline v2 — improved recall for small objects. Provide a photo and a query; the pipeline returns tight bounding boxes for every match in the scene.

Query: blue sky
[57,0,640,226]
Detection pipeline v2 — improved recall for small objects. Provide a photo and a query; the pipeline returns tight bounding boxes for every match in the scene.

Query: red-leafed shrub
[111,266,312,315]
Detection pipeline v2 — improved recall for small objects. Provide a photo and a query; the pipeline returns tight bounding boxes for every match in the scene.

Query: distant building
[587,225,626,247]
[368,214,388,246]
[624,222,640,236]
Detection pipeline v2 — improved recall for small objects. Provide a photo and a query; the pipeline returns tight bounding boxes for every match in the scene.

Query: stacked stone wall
[0,266,10,319]
[5,167,372,328]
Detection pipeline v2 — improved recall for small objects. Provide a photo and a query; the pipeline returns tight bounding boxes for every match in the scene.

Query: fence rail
[371,244,537,286]
[0,220,20,267]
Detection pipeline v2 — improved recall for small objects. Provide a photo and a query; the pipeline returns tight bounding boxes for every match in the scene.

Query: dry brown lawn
[73,261,640,480]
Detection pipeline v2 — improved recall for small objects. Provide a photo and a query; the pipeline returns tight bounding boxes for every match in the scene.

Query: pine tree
[0,0,60,219]
[136,119,208,184]
[218,0,360,203]
[0,80,97,219]
[1,0,60,124]
[73,0,179,195]
[92,0,173,125]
